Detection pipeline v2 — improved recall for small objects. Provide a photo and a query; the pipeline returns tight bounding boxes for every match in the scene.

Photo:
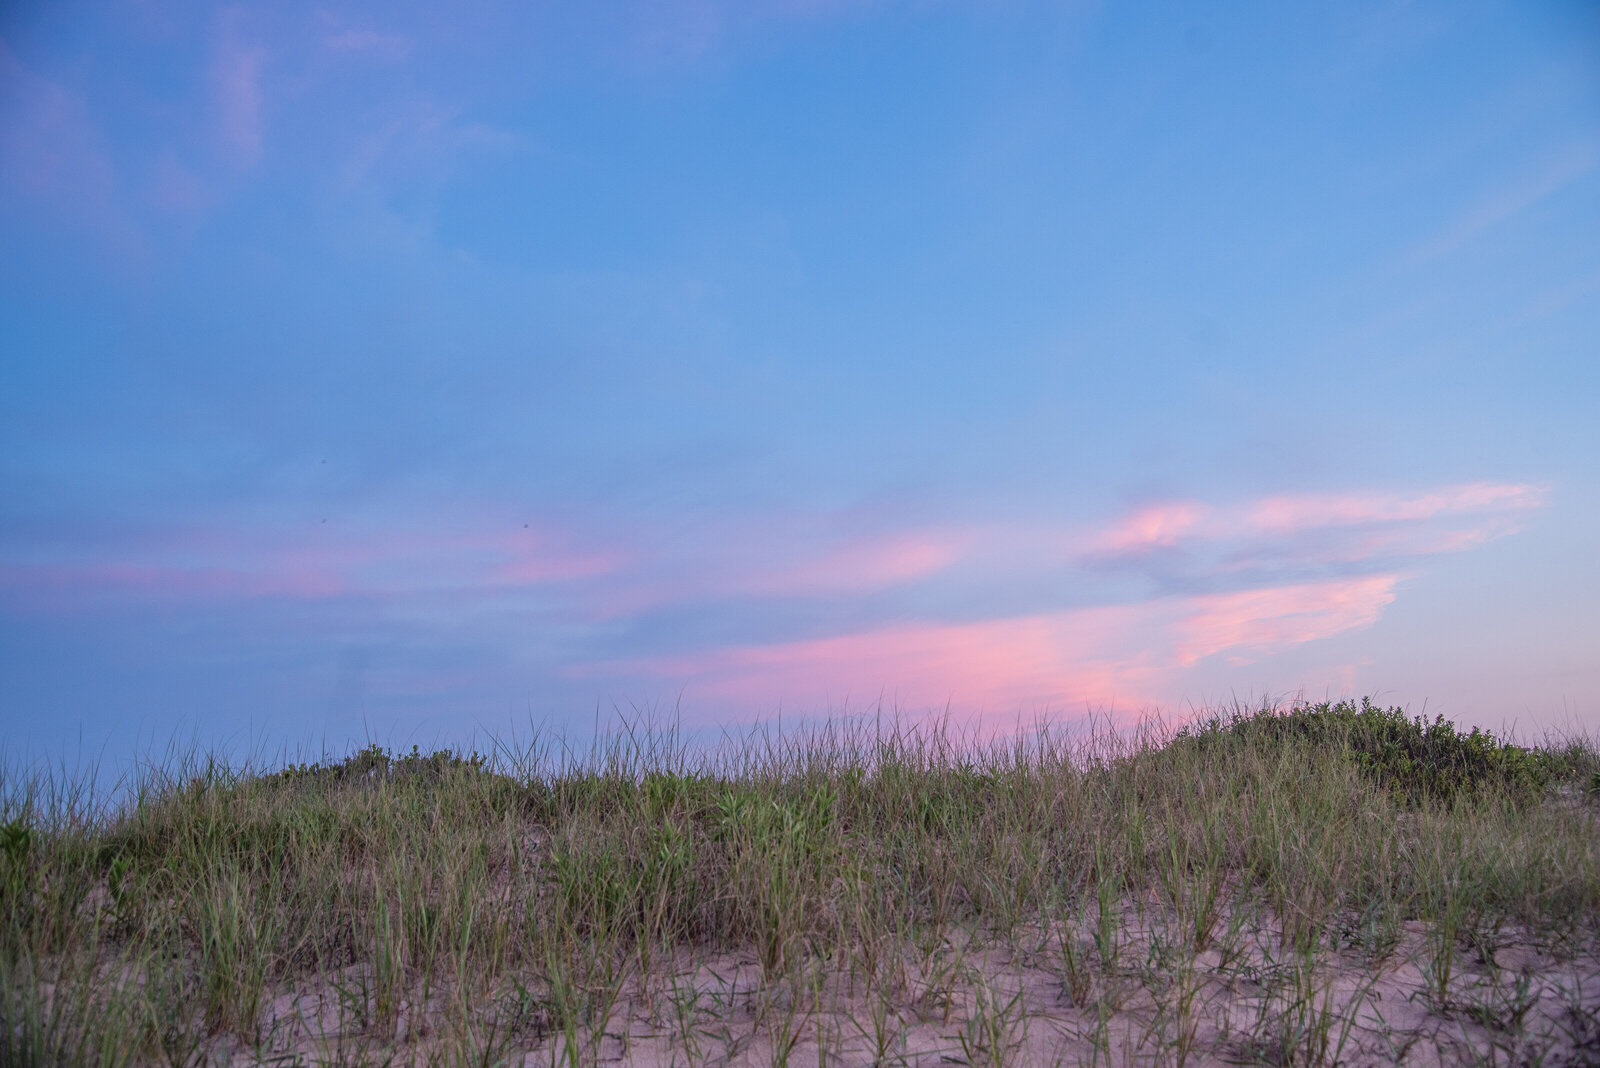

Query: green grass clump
[1,700,1597,1066]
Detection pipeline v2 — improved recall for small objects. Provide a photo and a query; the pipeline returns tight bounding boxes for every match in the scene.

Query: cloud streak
[583,480,1540,716]
[585,573,1404,720]
[0,480,1545,721]
[579,605,1155,714]
[1082,482,1544,559]
[1240,482,1545,535]
[1405,141,1599,265]
[1173,575,1399,667]
[0,520,622,614]
[211,10,267,169]
[1084,502,1207,554]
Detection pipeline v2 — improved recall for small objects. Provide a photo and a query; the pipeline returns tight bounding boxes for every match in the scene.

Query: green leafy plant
[1176,698,1547,806]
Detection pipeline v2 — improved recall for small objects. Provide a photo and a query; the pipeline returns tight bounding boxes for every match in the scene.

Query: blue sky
[2,0,1597,760]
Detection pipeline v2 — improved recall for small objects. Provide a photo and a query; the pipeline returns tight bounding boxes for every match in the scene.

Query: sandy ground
[226,900,1600,1068]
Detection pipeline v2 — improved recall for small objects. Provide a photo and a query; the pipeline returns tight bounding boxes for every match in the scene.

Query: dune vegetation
[3,699,1599,1067]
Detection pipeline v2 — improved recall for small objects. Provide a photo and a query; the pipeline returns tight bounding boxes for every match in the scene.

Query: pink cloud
[614,0,882,72]
[621,0,726,68]
[336,99,522,200]
[1337,516,1528,561]
[584,605,1158,716]
[0,477,1546,721]
[571,523,975,620]
[739,532,968,596]
[1174,575,1399,666]
[485,531,624,586]
[0,46,101,197]
[257,525,624,595]
[582,574,1404,717]
[0,42,138,253]
[322,28,412,60]
[1244,482,1545,535]
[519,478,1546,627]
[211,10,266,169]
[1075,482,1545,569]
[1085,502,1207,554]
[0,520,624,612]
[1405,140,1599,265]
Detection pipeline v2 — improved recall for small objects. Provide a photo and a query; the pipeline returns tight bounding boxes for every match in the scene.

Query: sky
[2,0,1598,762]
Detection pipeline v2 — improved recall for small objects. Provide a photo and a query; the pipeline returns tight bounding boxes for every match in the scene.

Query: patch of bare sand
[228,898,1600,1067]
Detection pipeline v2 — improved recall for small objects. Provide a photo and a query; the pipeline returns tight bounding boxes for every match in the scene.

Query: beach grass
[3,698,1598,1066]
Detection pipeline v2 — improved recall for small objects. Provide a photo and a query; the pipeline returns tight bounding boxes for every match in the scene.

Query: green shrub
[275,743,489,787]
[1177,699,1547,806]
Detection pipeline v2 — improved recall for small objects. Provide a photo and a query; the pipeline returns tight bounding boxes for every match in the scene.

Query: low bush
[1175,698,1548,806]
[274,742,491,786]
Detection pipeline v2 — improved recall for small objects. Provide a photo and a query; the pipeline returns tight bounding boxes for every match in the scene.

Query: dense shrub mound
[1175,698,1549,806]
[275,743,494,786]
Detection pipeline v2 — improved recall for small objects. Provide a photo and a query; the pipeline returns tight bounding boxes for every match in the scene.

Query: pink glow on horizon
[583,573,1406,717]
[581,605,1160,715]
[0,478,1548,717]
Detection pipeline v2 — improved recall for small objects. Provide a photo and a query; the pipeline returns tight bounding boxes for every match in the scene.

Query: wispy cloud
[713,526,972,597]
[1081,482,1544,572]
[0,520,621,614]
[0,561,345,606]
[321,27,412,61]
[338,100,523,193]
[582,573,1403,719]
[1405,141,1598,265]
[621,0,727,68]
[1173,575,1398,666]
[0,479,1547,720]
[0,44,102,197]
[147,149,214,214]
[578,605,1155,715]
[1083,502,1207,554]
[0,43,134,232]
[737,532,969,596]
[1241,482,1545,535]
[211,8,267,169]
[614,0,884,71]
[582,480,1542,715]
